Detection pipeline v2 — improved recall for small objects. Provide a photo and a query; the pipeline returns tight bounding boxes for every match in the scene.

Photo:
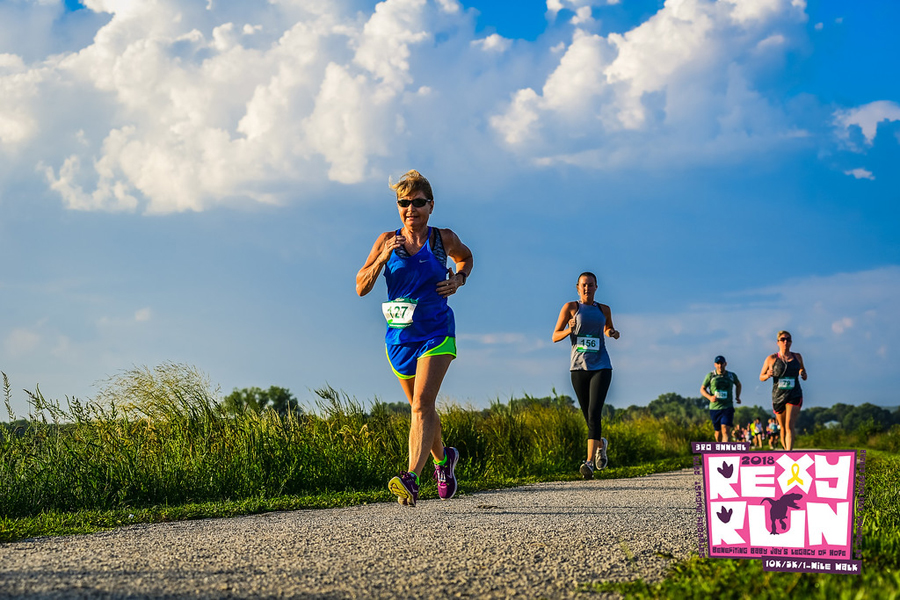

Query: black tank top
[772,353,803,402]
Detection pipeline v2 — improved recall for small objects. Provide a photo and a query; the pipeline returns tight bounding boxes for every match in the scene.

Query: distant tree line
[604,393,900,436]
[216,388,899,438]
[6,382,897,440]
[220,386,301,417]
[796,402,900,437]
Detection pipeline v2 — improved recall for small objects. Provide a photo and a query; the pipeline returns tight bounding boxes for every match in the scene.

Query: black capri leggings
[570,369,612,440]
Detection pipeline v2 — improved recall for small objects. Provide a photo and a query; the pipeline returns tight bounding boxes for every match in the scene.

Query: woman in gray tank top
[552,272,620,479]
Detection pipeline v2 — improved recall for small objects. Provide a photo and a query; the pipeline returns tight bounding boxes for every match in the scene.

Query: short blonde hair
[777,330,792,339]
[390,169,433,200]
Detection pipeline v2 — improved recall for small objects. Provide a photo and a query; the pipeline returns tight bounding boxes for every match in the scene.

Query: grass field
[0,363,702,542]
[3,364,895,599]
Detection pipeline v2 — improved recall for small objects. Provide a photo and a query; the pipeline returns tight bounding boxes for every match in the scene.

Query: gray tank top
[570,302,613,371]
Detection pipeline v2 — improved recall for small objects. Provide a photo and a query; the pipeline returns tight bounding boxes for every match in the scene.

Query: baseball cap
[714,355,726,364]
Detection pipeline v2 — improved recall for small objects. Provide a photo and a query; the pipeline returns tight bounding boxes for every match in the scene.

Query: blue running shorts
[710,408,735,429]
[386,336,457,379]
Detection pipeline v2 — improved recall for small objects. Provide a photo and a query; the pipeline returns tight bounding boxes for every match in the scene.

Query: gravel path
[0,469,701,599]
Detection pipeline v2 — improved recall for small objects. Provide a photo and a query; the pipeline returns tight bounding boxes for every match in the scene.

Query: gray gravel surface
[0,469,701,599]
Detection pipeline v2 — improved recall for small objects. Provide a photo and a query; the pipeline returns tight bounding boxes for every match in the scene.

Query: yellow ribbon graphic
[786,463,804,486]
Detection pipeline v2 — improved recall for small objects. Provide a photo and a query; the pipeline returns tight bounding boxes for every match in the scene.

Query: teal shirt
[702,371,740,410]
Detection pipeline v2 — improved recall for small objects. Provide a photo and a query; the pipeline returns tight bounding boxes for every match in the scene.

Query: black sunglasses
[397,198,430,208]
[778,337,792,342]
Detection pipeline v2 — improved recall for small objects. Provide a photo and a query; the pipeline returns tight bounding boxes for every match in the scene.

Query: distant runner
[766,417,778,449]
[356,170,473,506]
[752,417,764,448]
[759,330,807,451]
[700,355,741,443]
[552,272,619,479]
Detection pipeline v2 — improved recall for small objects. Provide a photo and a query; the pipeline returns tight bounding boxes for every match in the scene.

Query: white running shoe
[579,460,595,480]
[595,438,609,470]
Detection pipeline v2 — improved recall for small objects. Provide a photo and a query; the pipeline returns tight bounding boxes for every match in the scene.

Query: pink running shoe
[434,447,459,500]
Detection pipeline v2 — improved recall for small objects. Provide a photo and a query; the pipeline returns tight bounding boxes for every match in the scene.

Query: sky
[1,0,898,418]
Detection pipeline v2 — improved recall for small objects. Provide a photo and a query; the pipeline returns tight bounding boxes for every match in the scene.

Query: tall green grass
[0,363,704,522]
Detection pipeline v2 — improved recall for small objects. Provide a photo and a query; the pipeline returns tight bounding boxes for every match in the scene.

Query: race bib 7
[715,390,728,400]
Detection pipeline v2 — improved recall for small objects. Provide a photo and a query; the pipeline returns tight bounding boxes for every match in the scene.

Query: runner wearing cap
[701,356,742,443]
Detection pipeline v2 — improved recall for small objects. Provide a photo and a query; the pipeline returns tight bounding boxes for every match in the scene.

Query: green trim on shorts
[385,346,416,380]
[420,336,457,360]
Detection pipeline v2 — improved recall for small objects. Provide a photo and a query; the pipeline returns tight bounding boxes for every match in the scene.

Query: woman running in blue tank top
[356,170,473,507]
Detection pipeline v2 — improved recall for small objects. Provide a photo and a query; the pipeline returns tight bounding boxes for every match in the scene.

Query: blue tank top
[383,227,455,344]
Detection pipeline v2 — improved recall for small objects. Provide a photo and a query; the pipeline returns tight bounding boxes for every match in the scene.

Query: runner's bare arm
[552,302,578,343]
[600,304,619,339]
[436,228,473,298]
[735,381,742,403]
[356,232,403,297]
[796,353,808,380]
[759,355,775,381]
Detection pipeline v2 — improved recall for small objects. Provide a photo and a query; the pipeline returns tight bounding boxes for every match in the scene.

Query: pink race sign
[699,450,861,573]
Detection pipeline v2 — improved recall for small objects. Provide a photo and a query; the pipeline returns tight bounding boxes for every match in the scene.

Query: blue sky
[1,0,898,417]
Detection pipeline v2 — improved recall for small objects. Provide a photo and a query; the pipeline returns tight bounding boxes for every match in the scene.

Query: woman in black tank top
[759,330,808,451]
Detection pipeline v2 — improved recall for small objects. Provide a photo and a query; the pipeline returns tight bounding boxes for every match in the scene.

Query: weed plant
[0,364,703,523]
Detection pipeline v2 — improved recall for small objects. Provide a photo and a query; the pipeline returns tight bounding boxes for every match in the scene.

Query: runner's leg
[406,353,453,476]
[587,369,611,465]
[774,411,787,450]
[783,403,800,451]
[571,371,593,462]
[399,376,444,466]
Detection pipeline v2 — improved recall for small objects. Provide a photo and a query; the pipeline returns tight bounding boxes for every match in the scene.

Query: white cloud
[4,328,41,358]
[471,33,512,53]
[571,7,595,25]
[493,0,809,166]
[1,0,458,211]
[491,88,542,146]
[135,308,152,322]
[0,56,41,146]
[831,317,853,334]
[435,0,461,14]
[834,100,900,147]
[353,0,430,90]
[722,0,806,25]
[547,0,619,19]
[0,0,843,213]
[844,168,874,181]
